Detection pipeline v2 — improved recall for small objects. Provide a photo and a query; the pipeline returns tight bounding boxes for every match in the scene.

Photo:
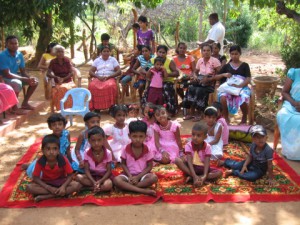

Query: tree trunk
[34,13,53,67]
[132,8,138,48]
[82,29,88,62]
[223,0,227,23]
[69,21,75,59]
[198,0,206,41]
[1,26,4,51]
[89,9,96,57]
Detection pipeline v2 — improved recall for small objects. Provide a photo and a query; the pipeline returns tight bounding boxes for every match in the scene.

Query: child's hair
[136,44,143,52]
[129,120,147,134]
[47,113,67,127]
[212,42,221,50]
[100,45,111,52]
[154,104,167,114]
[88,126,105,139]
[128,103,139,114]
[41,134,60,149]
[109,104,128,118]
[101,33,110,41]
[204,106,218,117]
[46,42,58,53]
[142,102,156,119]
[142,45,151,52]
[84,112,101,122]
[132,23,140,30]
[175,42,186,54]
[212,102,223,113]
[154,56,164,64]
[157,45,168,53]
[138,15,148,24]
[192,122,208,135]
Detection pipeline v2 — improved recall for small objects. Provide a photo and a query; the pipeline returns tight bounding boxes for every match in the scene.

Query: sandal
[183,115,194,120]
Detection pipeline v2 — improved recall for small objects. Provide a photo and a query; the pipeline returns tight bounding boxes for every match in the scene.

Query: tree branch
[276,1,300,23]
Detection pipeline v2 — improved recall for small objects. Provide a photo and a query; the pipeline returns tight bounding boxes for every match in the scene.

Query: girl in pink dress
[103,105,131,162]
[153,105,183,164]
[212,102,229,146]
[142,103,157,157]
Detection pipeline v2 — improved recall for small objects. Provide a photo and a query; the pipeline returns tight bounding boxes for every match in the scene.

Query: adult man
[198,13,225,55]
[0,35,39,110]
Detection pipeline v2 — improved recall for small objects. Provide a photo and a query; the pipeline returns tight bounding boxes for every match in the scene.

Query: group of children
[24,101,274,202]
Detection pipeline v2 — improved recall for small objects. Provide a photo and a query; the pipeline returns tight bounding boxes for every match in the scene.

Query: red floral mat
[0,136,300,208]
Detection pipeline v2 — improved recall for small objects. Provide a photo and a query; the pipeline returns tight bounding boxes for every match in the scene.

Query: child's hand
[161,151,170,162]
[198,176,206,186]
[55,186,66,196]
[93,181,101,192]
[193,176,202,187]
[129,176,139,185]
[47,186,57,195]
[240,166,248,174]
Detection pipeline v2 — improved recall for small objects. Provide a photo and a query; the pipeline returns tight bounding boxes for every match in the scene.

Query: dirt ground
[0,51,299,225]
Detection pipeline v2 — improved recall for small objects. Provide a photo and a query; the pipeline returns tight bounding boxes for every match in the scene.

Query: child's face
[138,21,147,29]
[49,121,65,136]
[128,109,139,118]
[102,40,109,46]
[86,117,100,129]
[115,110,126,124]
[212,44,220,55]
[192,130,207,145]
[133,47,140,56]
[178,44,187,55]
[142,47,150,58]
[143,106,150,118]
[205,115,217,127]
[154,61,163,70]
[42,143,60,161]
[157,49,167,58]
[252,134,267,149]
[155,109,168,124]
[89,134,105,151]
[129,131,146,147]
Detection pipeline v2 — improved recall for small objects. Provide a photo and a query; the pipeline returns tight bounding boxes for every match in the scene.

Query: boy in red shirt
[26,134,82,202]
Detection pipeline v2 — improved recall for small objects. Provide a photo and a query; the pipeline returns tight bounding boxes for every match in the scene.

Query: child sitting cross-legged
[76,126,113,193]
[113,120,158,196]
[218,125,275,184]
[26,135,82,202]
[175,122,222,187]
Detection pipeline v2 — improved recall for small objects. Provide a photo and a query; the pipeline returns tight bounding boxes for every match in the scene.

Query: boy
[26,134,82,202]
[175,122,222,187]
[96,33,119,61]
[219,125,274,184]
[113,120,157,196]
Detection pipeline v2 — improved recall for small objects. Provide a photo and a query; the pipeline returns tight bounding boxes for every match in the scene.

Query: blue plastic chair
[60,88,91,126]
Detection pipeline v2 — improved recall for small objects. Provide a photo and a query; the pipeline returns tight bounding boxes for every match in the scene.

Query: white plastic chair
[60,88,91,126]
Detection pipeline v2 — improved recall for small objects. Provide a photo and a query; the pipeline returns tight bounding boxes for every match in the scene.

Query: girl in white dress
[103,105,131,162]
[204,106,223,160]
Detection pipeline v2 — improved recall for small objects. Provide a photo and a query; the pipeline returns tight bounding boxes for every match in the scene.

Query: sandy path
[0,52,299,225]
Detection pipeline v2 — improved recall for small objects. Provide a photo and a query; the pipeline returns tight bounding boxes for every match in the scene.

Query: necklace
[159,121,171,131]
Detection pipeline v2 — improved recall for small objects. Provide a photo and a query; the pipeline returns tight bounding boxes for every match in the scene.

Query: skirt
[0,83,18,113]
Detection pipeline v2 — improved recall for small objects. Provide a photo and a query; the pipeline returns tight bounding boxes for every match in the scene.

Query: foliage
[261,95,280,114]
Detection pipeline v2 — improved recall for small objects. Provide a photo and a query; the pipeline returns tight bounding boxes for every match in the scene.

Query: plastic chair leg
[69,115,73,126]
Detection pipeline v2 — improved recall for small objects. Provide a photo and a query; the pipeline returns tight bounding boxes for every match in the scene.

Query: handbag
[229,125,253,143]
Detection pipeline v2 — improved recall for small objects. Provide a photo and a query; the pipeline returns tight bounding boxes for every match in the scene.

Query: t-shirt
[137,55,154,70]
[0,49,25,77]
[137,29,155,46]
[250,143,273,172]
[149,68,163,88]
[92,56,119,77]
[219,62,251,84]
[205,21,225,55]
[48,57,73,83]
[121,144,153,175]
[185,141,212,163]
[33,155,73,181]
[173,55,195,76]
[84,147,112,175]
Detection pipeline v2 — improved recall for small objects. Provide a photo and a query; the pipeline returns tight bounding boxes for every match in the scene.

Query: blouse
[92,56,119,77]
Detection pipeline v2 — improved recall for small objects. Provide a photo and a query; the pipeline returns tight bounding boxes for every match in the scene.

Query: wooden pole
[82,29,88,62]
[223,0,227,23]
[132,8,138,48]
[175,21,180,47]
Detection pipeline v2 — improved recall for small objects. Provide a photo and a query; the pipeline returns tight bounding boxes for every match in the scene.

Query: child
[153,105,183,164]
[146,57,167,105]
[137,15,155,54]
[219,125,274,184]
[26,134,82,202]
[113,120,158,196]
[25,113,71,178]
[71,112,101,173]
[97,33,118,60]
[142,103,157,156]
[132,22,140,34]
[212,102,229,146]
[103,105,131,162]
[126,103,140,124]
[204,106,223,160]
[76,126,113,193]
[175,122,222,187]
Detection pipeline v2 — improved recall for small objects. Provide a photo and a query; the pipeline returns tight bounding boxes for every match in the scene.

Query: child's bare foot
[21,163,29,170]
[34,194,54,202]
[217,159,225,167]
[144,189,156,196]
[185,176,192,184]
[224,169,233,178]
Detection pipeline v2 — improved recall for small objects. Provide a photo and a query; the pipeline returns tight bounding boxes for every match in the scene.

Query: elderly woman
[88,46,121,111]
[183,44,221,121]
[47,45,76,111]
[277,68,300,160]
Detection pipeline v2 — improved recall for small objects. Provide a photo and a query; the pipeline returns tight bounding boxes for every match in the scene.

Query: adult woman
[47,45,76,111]
[38,42,57,72]
[88,46,121,111]
[0,82,19,122]
[154,45,179,116]
[212,42,227,67]
[216,45,251,124]
[277,68,300,160]
[173,42,196,101]
[183,44,221,121]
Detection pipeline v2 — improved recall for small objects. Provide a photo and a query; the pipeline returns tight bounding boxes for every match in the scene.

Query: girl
[26,134,82,202]
[153,105,183,164]
[24,113,71,178]
[76,126,113,193]
[126,103,140,124]
[103,105,131,162]
[137,15,155,54]
[175,122,222,187]
[204,106,223,160]
[132,45,154,99]
[71,112,101,173]
[146,57,167,105]
[212,102,229,146]
[142,102,157,156]
[212,42,227,67]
